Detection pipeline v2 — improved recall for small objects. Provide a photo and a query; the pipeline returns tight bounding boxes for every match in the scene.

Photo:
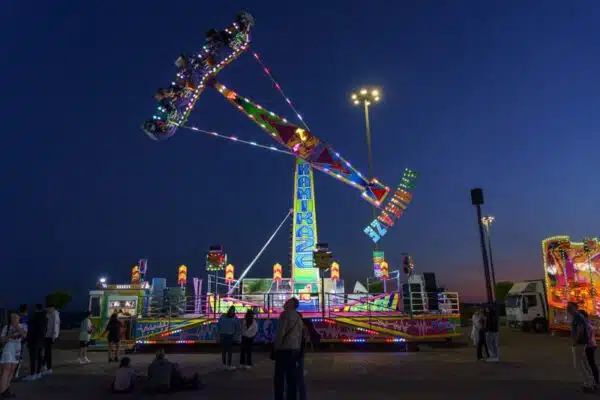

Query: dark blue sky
[3,1,600,306]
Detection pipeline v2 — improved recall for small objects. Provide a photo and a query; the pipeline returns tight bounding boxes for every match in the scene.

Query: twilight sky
[2,0,600,307]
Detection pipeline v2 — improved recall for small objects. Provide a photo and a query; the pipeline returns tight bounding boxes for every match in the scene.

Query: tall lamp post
[481,215,497,299]
[470,188,494,304]
[350,87,382,280]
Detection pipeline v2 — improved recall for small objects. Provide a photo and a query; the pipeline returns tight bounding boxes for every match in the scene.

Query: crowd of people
[471,304,500,362]
[215,298,312,400]
[0,303,61,397]
[471,301,600,394]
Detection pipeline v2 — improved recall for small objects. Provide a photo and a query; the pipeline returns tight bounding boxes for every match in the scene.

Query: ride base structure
[88,269,460,348]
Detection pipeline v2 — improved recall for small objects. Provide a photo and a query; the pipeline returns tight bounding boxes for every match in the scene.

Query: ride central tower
[291,159,320,309]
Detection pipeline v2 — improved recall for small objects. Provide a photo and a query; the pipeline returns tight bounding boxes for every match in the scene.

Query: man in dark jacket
[485,305,500,362]
[23,304,46,380]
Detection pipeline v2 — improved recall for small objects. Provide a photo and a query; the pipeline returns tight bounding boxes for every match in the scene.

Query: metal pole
[363,101,374,185]
[321,270,326,319]
[476,205,494,304]
[485,225,497,300]
[586,248,595,303]
[363,101,378,256]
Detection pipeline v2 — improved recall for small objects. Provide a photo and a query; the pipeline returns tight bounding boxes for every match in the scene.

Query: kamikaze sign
[364,168,418,243]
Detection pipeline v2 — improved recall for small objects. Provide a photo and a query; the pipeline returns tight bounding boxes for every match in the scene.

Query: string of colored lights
[181,125,294,156]
[252,51,311,131]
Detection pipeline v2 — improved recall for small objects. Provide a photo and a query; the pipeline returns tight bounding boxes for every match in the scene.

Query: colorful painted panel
[206,295,266,315]
[543,236,600,319]
[367,316,460,337]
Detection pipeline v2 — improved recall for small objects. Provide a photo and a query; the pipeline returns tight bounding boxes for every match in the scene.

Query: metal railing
[137,291,459,320]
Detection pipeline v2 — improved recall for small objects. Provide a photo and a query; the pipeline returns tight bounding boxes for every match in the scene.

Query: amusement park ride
[88,12,460,349]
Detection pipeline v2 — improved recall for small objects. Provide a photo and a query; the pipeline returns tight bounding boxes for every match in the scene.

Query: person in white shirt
[240,309,258,368]
[273,298,303,400]
[78,311,94,364]
[0,313,27,397]
[42,304,60,375]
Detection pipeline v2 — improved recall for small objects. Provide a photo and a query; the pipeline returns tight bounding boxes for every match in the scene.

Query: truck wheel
[532,319,547,333]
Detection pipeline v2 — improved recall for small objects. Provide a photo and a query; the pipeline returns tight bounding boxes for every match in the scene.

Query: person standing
[472,308,488,360]
[13,305,28,380]
[217,306,240,370]
[42,304,60,375]
[240,309,257,369]
[579,310,599,387]
[23,304,46,381]
[0,313,27,397]
[104,313,122,363]
[273,297,303,400]
[78,311,94,364]
[567,302,595,393]
[485,305,500,362]
[297,313,311,400]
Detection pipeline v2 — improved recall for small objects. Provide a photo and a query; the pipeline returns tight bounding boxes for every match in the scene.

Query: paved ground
[9,328,593,399]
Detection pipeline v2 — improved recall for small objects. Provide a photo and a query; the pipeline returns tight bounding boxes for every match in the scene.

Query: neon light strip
[181,125,293,156]
[252,52,310,131]
[364,168,418,242]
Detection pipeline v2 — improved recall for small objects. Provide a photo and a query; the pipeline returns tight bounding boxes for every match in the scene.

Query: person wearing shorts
[0,313,27,397]
[104,313,121,363]
[78,311,94,364]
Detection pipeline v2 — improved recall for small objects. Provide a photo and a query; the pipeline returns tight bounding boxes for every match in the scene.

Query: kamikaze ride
[141,12,419,287]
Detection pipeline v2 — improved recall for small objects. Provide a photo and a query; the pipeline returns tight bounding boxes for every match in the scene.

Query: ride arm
[212,83,390,206]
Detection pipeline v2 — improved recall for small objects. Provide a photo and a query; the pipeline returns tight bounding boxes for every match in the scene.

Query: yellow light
[374,96,380,102]
[351,93,357,100]
[353,100,360,105]
[360,88,367,95]
[372,89,379,97]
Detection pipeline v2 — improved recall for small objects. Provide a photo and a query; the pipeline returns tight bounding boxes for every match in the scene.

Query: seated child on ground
[112,357,137,394]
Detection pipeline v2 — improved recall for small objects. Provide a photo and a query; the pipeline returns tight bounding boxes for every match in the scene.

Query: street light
[481,215,497,299]
[98,277,107,289]
[351,86,381,255]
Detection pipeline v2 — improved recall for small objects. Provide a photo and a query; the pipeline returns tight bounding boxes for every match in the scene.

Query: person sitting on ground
[147,349,203,394]
[147,349,172,393]
[112,357,137,394]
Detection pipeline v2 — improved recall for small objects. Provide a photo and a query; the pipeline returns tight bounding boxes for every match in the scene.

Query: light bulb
[360,89,367,95]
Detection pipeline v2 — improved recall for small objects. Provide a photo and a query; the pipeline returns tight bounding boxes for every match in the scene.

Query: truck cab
[505,280,549,333]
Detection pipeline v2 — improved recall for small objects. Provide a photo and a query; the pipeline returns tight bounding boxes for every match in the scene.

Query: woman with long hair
[217,306,240,370]
[0,313,27,397]
[104,313,122,363]
[240,309,258,368]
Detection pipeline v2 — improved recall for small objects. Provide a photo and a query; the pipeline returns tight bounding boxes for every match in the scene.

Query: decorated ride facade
[91,256,460,348]
[542,236,600,333]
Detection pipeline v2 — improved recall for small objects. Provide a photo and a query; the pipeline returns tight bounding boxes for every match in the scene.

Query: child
[112,357,136,394]
[78,311,94,364]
